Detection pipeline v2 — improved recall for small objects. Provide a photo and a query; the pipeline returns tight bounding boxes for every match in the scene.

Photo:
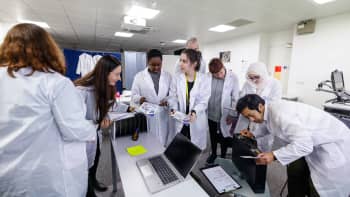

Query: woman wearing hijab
[234,62,282,152]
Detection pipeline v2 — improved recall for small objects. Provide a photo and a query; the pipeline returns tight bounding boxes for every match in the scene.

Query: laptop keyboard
[149,156,179,185]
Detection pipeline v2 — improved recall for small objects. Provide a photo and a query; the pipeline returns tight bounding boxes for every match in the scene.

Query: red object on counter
[115,92,120,99]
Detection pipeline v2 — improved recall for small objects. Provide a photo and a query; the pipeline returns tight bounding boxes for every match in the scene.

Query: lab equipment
[323,103,350,128]
[316,69,350,127]
[316,69,350,103]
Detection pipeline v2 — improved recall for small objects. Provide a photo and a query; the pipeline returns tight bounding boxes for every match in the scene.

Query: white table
[110,132,209,197]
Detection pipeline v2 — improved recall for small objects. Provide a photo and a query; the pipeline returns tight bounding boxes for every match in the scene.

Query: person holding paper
[206,58,240,164]
[74,55,132,196]
[168,49,211,150]
[236,94,350,197]
[131,49,172,146]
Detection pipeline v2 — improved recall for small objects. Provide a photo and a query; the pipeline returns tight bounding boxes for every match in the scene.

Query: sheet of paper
[160,96,171,102]
[202,166,240,194]
[135,102,160,115]
[171,111,190,123]
[240,155,260,159]
[108,112,135,121]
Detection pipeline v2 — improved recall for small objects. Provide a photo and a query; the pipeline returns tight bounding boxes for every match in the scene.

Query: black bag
[113,113,147,137]
[231,134,267,193]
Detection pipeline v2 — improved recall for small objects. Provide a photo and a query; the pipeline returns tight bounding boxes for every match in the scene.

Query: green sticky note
[126,145,147,156]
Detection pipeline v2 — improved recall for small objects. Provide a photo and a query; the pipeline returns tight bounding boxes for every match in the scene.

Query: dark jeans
[181,125,191,140]
[86,133,100,197]
[208,119,232,158]
[287,157,320,197]
[89,133,100,180]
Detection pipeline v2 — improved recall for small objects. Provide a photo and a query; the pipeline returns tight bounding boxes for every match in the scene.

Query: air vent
[296,19,316,35]
[227,19,254,27]
[121,26,153,34]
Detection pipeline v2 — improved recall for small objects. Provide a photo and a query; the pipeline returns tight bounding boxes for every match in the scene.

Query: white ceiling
[1,0,350,52]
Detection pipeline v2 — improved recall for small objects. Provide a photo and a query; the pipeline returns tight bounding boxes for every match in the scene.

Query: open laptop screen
[164,133,202,177]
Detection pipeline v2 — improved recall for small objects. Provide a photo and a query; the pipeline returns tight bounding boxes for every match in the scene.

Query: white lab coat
[234,77,282,151]
[131,68,172,146]
[207,70,240,137]
[76,86,128,168]
[264,100,350,197]
[174,57,207,74]
[168,72,211,150]
[76,53,94,76]
[92,54,102,66]
[240,77,282,102]
[0,67,96,197]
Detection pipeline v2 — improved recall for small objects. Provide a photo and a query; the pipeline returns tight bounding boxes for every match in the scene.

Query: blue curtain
[63,48,123,93]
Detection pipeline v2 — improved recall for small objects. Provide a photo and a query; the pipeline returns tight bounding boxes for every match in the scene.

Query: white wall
[0,23,14,44]
[287,12,350,108]
[264,30,294,94]
[202,31,293,92]
[162,55,179,76]
[202,34,261,88]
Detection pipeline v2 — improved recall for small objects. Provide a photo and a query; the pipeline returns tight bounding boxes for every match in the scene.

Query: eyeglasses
[248,75,260,80]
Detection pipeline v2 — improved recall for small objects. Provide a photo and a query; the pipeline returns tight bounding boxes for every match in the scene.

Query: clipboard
[200,164,241,194]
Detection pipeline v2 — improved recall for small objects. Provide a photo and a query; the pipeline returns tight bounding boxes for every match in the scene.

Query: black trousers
[86,133,101,197]
[89,133,100,180]
[208,119,232,158]
[180,125,191,140]
[287,157,319,197]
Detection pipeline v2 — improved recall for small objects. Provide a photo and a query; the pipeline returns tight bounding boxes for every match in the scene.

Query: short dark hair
[236,94,266,113]
[147,49,162,62]
[209,58,224,74]
[181,49,201,71]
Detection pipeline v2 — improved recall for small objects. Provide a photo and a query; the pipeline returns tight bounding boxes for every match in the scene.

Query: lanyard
[185,72,196,103]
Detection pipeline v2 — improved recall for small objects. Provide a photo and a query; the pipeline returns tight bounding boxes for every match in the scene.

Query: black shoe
[86,187,97,197]
[206,154,217,165]
[87,178,98,197]
[92,179,108,192]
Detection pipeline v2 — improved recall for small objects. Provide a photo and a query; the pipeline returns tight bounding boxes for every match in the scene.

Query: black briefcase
[113,113,148,137]
[231,134,267,193]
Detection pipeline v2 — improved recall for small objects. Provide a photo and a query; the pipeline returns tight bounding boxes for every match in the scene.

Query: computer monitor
[331,70,345,92]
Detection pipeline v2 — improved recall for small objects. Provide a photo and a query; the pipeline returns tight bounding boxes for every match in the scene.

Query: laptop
[136,133,202,193]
